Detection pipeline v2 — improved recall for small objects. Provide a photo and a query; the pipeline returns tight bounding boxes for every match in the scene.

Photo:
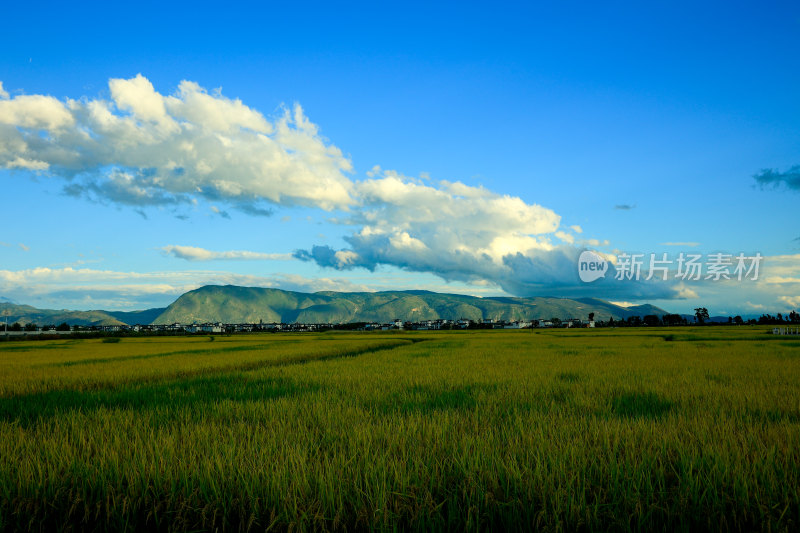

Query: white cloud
[333,250,361,267]
[18,243,29,251]
[0,94,74,130]
[166,81,272,134]
[109,75,179,134]
[760,254,800,277]
[296,169,565,283]
[676,286,699,299]
[5,156,49,170]
[296,168,680,300]
[161,245,293,261]
[764,276,800,284]
[0,266,371,310]
[0,82,8,100]
[272,273,371,294]
[609,301,635,308]
[555,231,574,244]
[353,171,561,261]
[779,295,800,308]
[0,75,354,211]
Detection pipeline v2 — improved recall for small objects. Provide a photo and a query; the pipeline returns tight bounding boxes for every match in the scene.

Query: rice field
[0,327,798,531]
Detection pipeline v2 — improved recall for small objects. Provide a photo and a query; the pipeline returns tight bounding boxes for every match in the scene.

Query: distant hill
[107,308,167,325]
[151,285,670,324]
[0,286,672,327]
[0,303,126,327]
[575,299,668,319]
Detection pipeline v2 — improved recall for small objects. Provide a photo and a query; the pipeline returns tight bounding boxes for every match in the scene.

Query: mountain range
[0,285,669,327]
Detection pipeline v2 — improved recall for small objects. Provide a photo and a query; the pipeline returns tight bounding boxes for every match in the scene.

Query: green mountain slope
[0,303,126,327]
[0,287,672,327]
[152,285,670,324]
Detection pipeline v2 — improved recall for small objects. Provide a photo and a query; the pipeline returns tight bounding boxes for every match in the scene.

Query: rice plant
[0,327,797,531]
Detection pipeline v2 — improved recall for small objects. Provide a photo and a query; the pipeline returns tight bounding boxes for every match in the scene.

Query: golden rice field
[0,327,798,531]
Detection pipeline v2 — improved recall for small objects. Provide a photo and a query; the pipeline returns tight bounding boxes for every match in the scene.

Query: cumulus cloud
[0,82,8,100]
[161,245,293,261]
[294,168,678,299]
[0,75,353,211]
[754,165,800,191]
[296,169,560,276]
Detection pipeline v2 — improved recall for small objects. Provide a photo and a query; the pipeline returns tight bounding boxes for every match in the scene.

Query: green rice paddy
[0,327,798,531]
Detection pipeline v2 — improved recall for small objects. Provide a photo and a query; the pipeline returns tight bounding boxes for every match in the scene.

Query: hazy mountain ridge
[150,285,670,325]
[0,303,127,327]
[1,286,671,327]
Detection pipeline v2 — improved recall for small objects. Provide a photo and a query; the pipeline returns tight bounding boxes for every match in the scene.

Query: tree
[9,322,22,331]
[588,312,595,322]
[56,322,70,331]
[694,307,709,325]
[550,317,562,327]
[733,315,743,325]
[643,314,660,327]
[24,323,37,331]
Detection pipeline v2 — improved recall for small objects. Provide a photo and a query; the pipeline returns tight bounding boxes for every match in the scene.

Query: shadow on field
[608,390,674,419]
[402,339,468,357]
[46,341,299,367]
[374,383,498,414]
[0,374,321,427]
[0,341,82,353]
[555,371,580,383]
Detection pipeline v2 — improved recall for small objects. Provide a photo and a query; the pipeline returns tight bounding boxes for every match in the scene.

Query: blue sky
[1,1,799,315]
